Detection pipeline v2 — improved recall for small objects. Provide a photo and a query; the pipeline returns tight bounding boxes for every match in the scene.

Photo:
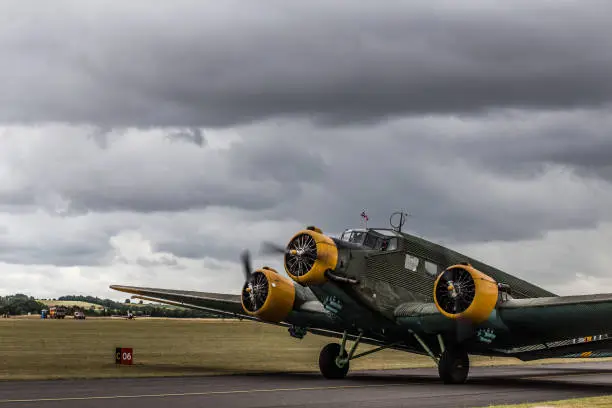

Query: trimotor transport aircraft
[111,212,612,384]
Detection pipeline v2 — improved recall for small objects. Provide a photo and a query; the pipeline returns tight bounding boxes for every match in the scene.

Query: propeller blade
[261,241,288,255]
[240,250,253,282]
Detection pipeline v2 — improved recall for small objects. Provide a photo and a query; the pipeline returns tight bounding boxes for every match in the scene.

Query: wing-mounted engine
[433,263,499,324]
[283,226,339,285]
[241,266,296,323]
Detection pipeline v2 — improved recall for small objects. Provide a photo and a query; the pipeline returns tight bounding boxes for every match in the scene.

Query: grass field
[1,318,611,381]
[490,395,612,407]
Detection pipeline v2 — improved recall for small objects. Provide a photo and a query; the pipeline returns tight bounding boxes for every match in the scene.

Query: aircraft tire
[318,343,349,379]
[438,348,469,384]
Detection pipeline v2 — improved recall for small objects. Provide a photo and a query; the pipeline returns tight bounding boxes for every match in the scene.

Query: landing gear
[438,347,469,384]
[319,343,349,379]
[317,330,470,384]
[318,331,400,380]
[409,330,471,384]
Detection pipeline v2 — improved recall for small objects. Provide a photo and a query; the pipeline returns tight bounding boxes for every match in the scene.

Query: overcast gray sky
[1,0,612,300]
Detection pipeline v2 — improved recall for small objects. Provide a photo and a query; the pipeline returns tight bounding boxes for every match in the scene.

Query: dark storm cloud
[88,127,113,149]
[0,134,307,215]
[114,254,183,269]
[4,104,612,249]
[228,138,329,183]
[1,1,612,128]
[167,128,206,147]
[233,113,612,244]
[0,230,111,266]
[0,243,107,266]
[448,108,612,182]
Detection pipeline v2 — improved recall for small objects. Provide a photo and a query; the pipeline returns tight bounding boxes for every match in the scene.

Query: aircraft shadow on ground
[224,366,612,394]
[110,363,612,396]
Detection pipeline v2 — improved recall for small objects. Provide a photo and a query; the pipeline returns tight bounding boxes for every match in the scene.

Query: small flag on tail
[360,210,369,221]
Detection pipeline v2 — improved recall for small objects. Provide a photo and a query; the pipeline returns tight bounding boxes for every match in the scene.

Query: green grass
[488,395,612,407]
[0,318,433,380]
[1,318,611,381]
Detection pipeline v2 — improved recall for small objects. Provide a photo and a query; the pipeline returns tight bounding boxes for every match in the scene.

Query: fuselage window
[424,261,438,276]
[405,254,419,271]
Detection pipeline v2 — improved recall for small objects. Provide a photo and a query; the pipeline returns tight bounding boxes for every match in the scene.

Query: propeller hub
[434,267,476,315]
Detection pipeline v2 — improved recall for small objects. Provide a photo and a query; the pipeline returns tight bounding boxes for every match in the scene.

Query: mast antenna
[390,211,411,233]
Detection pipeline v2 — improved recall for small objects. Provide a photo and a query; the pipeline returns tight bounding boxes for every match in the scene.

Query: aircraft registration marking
[0,383,406,404]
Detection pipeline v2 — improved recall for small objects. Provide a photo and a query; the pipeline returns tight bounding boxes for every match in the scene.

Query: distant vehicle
[73,311,86,320]
[48,306,67,319]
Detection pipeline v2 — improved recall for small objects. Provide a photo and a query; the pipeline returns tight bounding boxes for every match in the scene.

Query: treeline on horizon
[0,294,226,319]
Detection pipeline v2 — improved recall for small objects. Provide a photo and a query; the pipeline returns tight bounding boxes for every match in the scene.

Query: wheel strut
[319,330,402,379]
[408,329,439,364]
[408,330,470,384]
[336,331,363,367]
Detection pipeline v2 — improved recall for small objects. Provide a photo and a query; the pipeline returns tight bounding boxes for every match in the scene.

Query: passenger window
[424,261,438,276]
[387,238,398,251]
[405,254,419,271]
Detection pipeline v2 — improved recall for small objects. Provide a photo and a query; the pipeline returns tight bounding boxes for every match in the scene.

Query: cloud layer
[2,1,612,127]
[1,1,611,299]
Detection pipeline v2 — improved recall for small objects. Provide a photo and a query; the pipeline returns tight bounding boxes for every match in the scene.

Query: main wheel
[319,343,349,379]
[438,348,469,384]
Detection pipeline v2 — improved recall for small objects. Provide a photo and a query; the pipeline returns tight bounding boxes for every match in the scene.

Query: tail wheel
[319,343,349,379]
[438,348,469,384]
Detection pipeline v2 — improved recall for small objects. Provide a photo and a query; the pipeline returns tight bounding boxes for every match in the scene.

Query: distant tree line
[0,293,227,318]
[57,295,225,318]
[0,294,43,315]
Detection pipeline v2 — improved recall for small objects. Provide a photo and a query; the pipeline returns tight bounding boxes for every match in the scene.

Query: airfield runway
[1,362,612,407]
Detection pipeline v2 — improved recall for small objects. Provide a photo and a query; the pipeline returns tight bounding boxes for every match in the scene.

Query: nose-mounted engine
[283,226,339,285]
[433,263,498,324]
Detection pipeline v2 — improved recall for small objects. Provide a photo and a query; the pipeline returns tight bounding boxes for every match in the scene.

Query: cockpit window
[349,231,366,244]
[363,233,378,248]
[340,230,398,251]
[341,230,367,244]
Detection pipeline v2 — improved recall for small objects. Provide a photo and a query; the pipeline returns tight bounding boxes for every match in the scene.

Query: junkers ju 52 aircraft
[111,212,612,384]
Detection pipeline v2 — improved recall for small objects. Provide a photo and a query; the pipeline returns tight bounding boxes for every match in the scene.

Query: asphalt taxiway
[2,362,612,407]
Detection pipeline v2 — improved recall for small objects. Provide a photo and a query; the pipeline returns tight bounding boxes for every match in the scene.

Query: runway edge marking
[0,383,406,404]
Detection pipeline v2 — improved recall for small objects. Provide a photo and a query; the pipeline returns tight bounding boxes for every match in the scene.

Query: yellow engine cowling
[283,227,338,285]
[433,264,499,324]
[241,267,296,323]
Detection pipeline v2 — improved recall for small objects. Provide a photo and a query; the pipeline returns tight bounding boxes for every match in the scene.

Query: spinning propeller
[240,250,253,282]
[239,250,269,313]
[261,241,290,255]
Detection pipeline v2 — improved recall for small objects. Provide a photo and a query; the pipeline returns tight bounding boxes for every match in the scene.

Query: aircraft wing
[109,284,413,350]
[497,293,612,342]
[395,293,612,345]
[110,285,249,319]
